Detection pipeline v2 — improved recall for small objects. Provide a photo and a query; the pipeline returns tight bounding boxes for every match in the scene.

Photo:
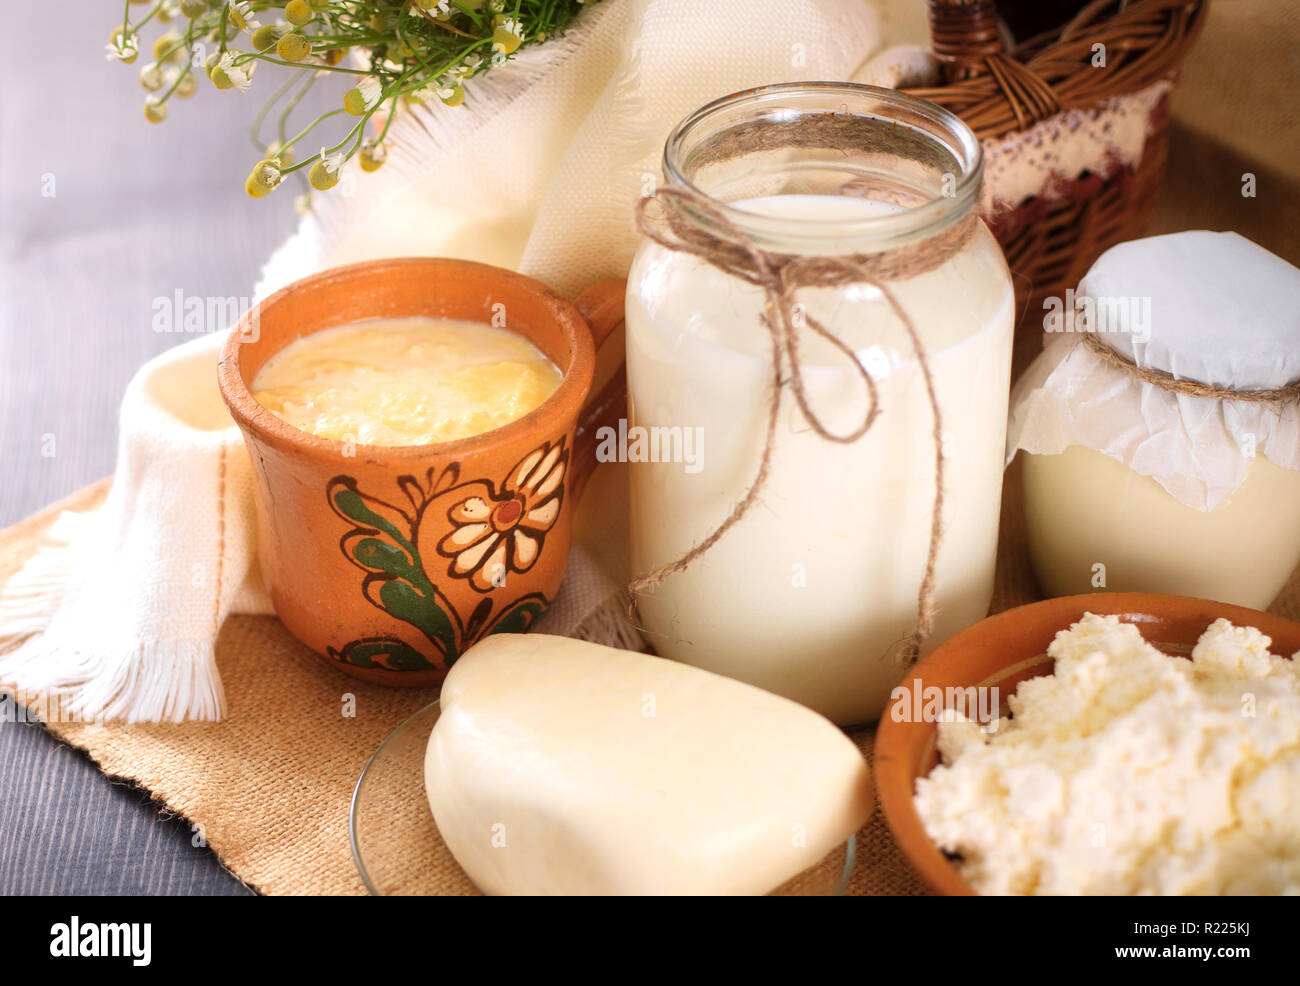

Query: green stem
[375,96,399,144]
[278,108,350,173]
[156,61,193,104]
[119,0,165,52]
[452,2,486,28]
[276,70,320,148]
[237,51,371,74]
[283,30,461,172]
[250,68,307,151]
[135,0,166,33]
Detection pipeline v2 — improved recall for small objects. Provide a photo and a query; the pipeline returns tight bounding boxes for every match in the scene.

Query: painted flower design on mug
[327,462,553,673]
[438,439,567,592]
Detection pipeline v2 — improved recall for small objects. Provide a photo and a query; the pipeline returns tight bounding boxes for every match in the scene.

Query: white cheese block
[424,634,873,895]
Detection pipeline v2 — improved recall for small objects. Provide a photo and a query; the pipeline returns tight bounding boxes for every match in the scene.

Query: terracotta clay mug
[218,258,626,687]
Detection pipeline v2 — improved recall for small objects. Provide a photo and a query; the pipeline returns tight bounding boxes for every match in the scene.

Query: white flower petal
[513,530,539,569]
[513,449,544,490]
[452,497,491,522]
[454,534,498,574]
[525,445,562,494]
[446,522,489,548]
[522,497,559,531]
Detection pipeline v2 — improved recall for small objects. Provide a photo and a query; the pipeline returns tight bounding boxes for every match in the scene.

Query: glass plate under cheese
[251,316,562,446]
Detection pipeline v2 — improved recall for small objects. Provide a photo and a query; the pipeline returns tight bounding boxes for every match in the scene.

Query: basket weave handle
[927,0,1005,81]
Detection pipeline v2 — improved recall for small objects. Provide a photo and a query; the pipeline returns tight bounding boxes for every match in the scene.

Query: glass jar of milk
[626,83,1015,725]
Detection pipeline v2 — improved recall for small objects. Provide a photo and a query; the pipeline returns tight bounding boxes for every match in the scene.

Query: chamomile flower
[403,81,433,105]
[152,32,184,64]
[452,53,483,80]
[251,23,285,52]
[491,17,524,55]
[245,158,282,198]
[214,51,256,92]
[106,27,140,63]
[359,75,384,106]
[173,71,199,99]
[285,0,314,27]
[343,76,383,115]
[309,149,345,190]
[227,2,254,32]
[436,77,465,106]
[108,0,586,193]
[278,32,312,62]
[415,0,453,17]
[139,61,165,92]
[359,138,388,172]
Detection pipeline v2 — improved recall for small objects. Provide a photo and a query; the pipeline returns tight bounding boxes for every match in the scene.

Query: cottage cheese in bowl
[915,612,1300,895]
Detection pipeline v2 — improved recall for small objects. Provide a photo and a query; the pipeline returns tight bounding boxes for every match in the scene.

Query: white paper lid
[1078,231,1300,391]
[1009,231,1300,511]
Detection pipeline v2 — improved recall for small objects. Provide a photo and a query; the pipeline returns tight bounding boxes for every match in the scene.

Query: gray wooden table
[0,5,336,894]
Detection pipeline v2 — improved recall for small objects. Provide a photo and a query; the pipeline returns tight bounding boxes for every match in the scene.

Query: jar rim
[661,82,984,253]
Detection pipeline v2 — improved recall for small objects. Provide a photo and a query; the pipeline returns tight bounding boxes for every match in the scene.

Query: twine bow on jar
[629,185,979,664]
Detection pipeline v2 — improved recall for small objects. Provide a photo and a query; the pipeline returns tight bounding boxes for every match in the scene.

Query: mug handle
[570,278,628,502]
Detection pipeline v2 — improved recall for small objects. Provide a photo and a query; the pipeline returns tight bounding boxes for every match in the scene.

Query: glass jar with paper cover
[1008,231,1300,610]
[624,83,1015,726]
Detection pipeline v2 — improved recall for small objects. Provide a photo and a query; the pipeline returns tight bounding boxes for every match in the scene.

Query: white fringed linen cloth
[0,332,267,721]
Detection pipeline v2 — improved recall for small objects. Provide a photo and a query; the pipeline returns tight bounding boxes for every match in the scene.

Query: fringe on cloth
[0,511,635,721]
[0,511,86,643]
[0,509,226,724]
[0,635,225,724]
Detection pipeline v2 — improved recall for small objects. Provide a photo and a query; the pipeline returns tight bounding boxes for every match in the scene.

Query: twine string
[1079,331,1300,404]
[629,185,965,662]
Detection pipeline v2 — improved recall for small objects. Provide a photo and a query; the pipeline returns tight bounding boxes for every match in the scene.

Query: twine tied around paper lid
[629,184,980,664]
[1078,331,1300,404]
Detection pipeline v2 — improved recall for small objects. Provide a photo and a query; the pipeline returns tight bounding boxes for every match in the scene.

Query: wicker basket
[903,0,1207,334]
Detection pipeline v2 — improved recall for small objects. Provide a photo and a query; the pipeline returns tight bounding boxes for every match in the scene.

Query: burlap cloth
[0,458,1071,894]
[8,451,1300,896]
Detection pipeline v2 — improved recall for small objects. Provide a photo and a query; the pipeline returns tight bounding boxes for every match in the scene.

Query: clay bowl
[218,258,626,688]
[875,592,1300,896]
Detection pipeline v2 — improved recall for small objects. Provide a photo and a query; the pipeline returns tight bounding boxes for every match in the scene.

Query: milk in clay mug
[218,258,626,687]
